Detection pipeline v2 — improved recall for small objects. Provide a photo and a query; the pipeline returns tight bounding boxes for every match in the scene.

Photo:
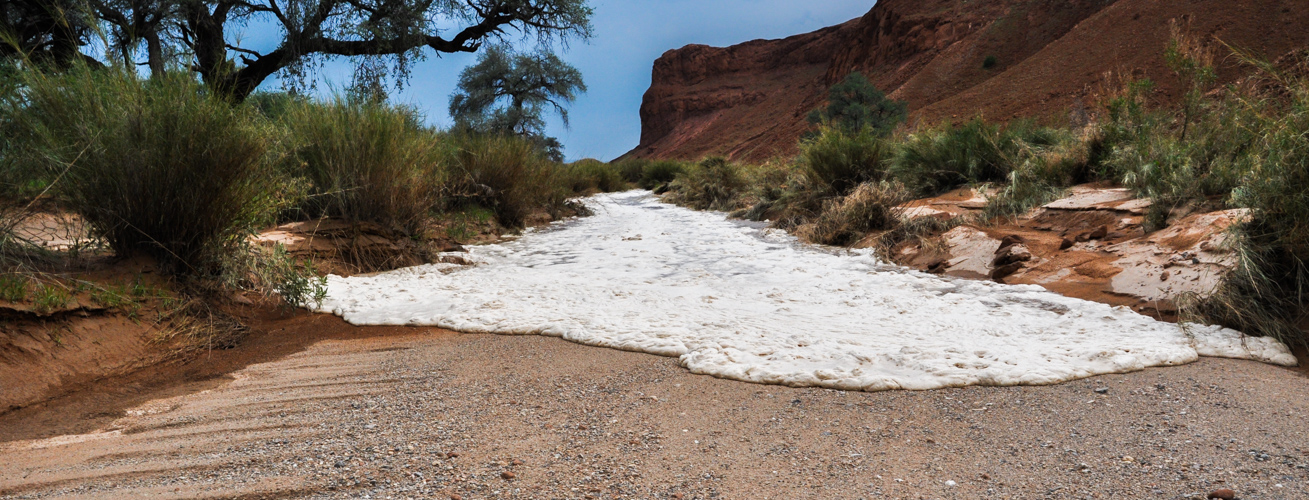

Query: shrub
[1186,52,1309,347]
[798,181,911,246]
[891,119,1064,197]
[891,119,1012,196]
[614,159,648,184]
[565,159,625,193]
[639,160,687,189]
[807,72,907,137]
[731,160,806,221]
[449,133,564,227]
[280,98,447,236]
[800,125,891,196]
[982,55,998,69]
[982,126,1091,220]
[8,68,278,276]
[1093,36,1248,229]
[665,157,745,211]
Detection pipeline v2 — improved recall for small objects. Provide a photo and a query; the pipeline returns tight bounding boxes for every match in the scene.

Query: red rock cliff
[626,0,1309,163]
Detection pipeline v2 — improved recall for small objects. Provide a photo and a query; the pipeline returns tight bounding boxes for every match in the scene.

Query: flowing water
[315,191,1294,391]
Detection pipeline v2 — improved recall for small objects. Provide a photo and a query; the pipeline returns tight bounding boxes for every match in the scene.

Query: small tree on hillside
[449,45,585,161]
[808,72,907,137]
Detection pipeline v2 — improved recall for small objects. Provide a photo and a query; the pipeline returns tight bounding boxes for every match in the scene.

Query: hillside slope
[626,0,1309,162]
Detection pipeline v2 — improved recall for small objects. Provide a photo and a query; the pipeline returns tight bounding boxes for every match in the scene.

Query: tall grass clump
[449,134,564,227]
[891,118,1060,197]
[981,126,1092,220]
[603,158,686,189]
[1093,28,1250,228]
[798,181,911,246]
[1186,49,1309,348]
[564,159,625,193]
[280,98,446,235]
[638,160,687,189]
[6,67,277,276]
[664,157,745,211]
[612,158,648,184]
[800,125,891,196]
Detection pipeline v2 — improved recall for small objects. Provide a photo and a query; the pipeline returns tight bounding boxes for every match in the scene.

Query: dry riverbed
[1,322,1307,499]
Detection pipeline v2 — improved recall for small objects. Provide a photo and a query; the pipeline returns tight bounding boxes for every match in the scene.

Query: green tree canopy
[1,0,98,68]
[808,72,907,137]
[449,45,585,160]
[2,0,594,103]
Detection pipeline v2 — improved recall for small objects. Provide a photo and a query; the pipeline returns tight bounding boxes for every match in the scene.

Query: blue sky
[246,1,876,161]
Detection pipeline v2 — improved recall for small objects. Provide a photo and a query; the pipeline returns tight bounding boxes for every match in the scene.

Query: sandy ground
[1,324,1307,499]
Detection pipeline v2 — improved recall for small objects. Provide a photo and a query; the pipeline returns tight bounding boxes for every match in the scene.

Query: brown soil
[0,305,431,443]
[0,204,571,439]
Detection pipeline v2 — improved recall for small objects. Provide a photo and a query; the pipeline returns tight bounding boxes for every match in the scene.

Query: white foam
[315,191,1297,391]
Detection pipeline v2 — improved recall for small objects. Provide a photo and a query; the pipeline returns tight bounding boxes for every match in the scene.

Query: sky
[242,1,876,162]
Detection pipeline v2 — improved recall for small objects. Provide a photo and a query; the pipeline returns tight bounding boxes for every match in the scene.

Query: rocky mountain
[625,0,1309,162]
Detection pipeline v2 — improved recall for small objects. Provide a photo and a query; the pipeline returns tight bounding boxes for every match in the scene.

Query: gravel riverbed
[1,330,1306,499]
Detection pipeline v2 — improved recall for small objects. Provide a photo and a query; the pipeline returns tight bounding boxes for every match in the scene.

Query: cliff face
[627,0,1309,162]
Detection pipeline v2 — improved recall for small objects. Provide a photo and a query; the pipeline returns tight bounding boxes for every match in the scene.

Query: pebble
[1094,387,1109,394]
[501,471,516,480]
[1208,489,1236,500]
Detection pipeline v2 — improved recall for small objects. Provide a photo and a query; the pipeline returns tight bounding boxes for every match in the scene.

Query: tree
[0,0,98,68]
[88,0,179,77]
[5,0,592,102]
[808,72,907,137]
[449,45,585,161]
[179,0,592,102]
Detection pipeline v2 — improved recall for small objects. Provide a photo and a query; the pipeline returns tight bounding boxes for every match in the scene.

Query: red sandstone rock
[626,0,1309,164]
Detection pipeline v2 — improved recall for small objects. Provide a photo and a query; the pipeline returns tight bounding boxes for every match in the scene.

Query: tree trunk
[145,30,165,77]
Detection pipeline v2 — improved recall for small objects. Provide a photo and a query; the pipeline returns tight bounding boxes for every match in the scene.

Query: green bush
[982,126,1090,220]
[1186,53,1309,347]
[801,125,891,196]
[639,160,687,189]
[279,98,447,235]
[665,157,745,211]
[891,119,1065,197]
[614,159,648,184]
[891,119,1010,196]
[449,134,564,227]
[565,159,625,193]
[807,72,907,137]
[1095,79,1251,228]
[7,68,278,276]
